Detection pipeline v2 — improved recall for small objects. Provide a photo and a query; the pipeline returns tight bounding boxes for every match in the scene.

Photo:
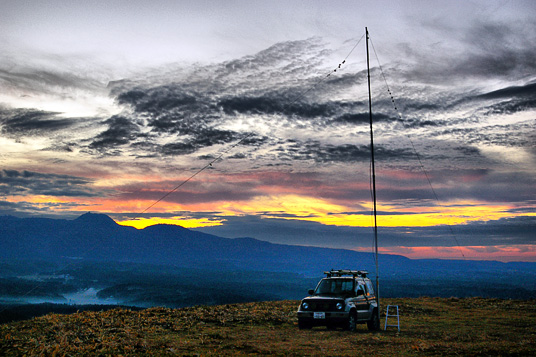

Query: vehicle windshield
[314,278,354,296]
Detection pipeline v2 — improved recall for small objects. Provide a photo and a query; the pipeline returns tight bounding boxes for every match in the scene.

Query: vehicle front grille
[306,299,342,312]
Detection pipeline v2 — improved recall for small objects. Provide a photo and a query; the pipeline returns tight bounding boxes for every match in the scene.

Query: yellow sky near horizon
[43,193,525,230]
[8,192,531,230]
[4,189,534,262]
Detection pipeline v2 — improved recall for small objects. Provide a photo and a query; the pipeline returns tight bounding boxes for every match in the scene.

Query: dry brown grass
[1,297,535,356]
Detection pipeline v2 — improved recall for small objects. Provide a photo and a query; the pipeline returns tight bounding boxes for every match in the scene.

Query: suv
[297,269,380,331]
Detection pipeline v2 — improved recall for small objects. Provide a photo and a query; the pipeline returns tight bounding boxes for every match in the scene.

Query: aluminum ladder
[384,305,400,331]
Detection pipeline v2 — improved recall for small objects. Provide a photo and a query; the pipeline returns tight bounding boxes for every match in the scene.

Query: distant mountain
[1,213,535,278]
[0,213,385,275]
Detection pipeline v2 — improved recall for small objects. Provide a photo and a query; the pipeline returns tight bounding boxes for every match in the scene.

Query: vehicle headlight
[302,302,309,310]
[336,302,344,310]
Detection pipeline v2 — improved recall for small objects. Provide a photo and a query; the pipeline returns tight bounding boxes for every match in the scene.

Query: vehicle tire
[298,320,312,330]
[367,309,380,331]
[346,311,357,332]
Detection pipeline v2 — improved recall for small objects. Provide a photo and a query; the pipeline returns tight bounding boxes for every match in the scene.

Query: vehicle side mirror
[356,289,364,296]
[308,289,315,295]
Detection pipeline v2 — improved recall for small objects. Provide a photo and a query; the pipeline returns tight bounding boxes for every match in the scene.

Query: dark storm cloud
[435,118,534,150]
[160,142,198,156]
[279,141,414,163]
[218,95,336,118]
[323,72,367,90]
[160,127,253,156]
[456,81,536,116]
[193,128,238,147]
[237,134,269,147]
[194,134,268,161]
[88,115,141,152]
[0,108,74,136]
[399,102,443,112]
[216,90,367,125]
[472,82,536,116]
[405,79,536,122]
[100,39,336,157]
[142,101,228,138]
[99,79,267,156]
[102,37,414,160]
[484,98,536,116]
[0,169,101,197]
[401,119,441,129]
[146,112,201,135]
[477,82,536,101]
[109,81,244,156]
[99,33,530,169]
[117,86,198,114]
[333,112,393,125]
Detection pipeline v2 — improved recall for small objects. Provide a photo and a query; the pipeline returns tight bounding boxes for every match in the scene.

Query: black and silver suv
[297,269,380,331]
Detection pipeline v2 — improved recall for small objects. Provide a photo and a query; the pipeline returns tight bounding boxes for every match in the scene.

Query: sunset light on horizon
[1,0,535,262]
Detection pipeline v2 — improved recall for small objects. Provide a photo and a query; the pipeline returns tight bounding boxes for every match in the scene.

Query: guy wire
[369,36,465,259]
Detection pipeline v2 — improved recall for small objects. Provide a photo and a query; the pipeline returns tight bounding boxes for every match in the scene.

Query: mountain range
[1,212,390,275]
[1,212,536,302]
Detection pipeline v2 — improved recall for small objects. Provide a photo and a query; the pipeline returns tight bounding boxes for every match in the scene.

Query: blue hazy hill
[1,213,535,300]
[0,213,391,274]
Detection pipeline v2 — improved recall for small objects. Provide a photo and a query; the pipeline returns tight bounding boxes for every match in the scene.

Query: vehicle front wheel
[347,311,357,332]
[367,310,380,331]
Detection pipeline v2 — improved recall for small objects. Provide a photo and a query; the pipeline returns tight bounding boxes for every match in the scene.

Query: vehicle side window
[356,284,365,296]
[366,281,375,296]
[341,280,353,293]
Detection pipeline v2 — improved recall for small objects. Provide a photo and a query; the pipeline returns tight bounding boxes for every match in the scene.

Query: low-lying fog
[1,288,122,306]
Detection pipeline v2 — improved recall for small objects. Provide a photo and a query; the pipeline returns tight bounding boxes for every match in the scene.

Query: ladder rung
[384,305,400,331]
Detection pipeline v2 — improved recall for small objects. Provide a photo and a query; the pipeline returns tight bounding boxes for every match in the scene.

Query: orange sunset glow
[0,0,534,264]
[353,245,536,263]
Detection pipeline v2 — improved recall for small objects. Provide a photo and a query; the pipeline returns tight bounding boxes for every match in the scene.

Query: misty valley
[2,257,536,324]
[0,260,317,322]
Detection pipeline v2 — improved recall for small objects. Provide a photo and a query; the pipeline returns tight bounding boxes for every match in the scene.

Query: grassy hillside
[1,297,535,356]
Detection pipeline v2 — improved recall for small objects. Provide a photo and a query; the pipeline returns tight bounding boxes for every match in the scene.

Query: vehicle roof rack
[324,269,369,278]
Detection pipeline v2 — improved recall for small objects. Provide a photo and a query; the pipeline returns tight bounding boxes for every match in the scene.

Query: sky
[1,0,535,262]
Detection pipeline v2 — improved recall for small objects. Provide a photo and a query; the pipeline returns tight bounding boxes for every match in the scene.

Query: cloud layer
[0,2,535,260]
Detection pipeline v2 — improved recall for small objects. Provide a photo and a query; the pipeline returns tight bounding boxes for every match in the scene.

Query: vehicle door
[355,281,370,321]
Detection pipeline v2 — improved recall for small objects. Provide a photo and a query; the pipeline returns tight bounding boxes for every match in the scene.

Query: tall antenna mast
[366,26,380,324]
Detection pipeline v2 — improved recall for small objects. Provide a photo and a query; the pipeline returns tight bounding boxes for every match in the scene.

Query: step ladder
[384,305,400,331]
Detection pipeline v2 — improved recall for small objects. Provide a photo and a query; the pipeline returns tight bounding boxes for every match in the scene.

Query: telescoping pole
[365,26,380,326]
